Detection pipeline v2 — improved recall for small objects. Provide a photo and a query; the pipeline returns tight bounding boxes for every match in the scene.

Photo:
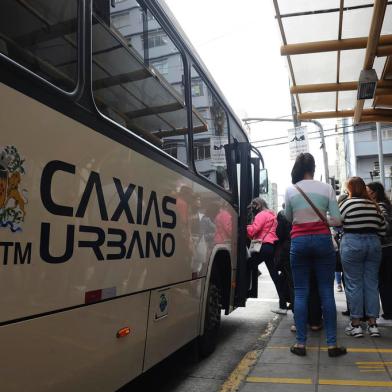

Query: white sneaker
[271,308,288,315]
[345,323,364,338]
[367,324,381,337]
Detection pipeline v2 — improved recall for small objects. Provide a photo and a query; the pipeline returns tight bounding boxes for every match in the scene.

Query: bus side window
[191,66,230,191]
[92,0,189,166]
[0,0,78,92]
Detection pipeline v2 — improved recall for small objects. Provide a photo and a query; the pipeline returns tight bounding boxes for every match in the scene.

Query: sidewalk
[240,290,392,392]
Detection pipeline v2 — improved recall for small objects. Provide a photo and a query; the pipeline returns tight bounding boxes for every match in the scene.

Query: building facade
[353,123,392,192]
[264,182,278,212]
[335,119,392,193]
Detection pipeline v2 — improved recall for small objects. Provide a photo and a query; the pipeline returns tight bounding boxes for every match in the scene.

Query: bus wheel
[198,279,221,357]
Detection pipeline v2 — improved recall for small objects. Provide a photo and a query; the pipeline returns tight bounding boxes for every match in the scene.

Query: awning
[273,0,392,123]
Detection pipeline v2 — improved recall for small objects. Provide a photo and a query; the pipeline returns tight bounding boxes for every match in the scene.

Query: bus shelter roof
[273,0,392,123]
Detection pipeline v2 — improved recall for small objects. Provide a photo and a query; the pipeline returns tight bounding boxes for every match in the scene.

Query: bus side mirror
[260,168,268,194]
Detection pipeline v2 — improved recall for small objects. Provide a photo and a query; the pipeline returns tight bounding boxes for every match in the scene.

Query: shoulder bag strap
[259,217,275,242]
[294,184,329,227]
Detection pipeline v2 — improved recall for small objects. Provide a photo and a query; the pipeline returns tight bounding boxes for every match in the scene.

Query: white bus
[0,1,267,391]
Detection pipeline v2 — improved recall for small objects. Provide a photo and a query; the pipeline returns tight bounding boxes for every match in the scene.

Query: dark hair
[251,197,268,212]
[291,153,315,184]
[367,181,392,208]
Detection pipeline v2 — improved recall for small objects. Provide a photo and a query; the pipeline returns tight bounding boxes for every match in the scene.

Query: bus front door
[232,143,265,307]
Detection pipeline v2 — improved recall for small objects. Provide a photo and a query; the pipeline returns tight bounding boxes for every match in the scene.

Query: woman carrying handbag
[285,153,346,357]
[247,198,285,311]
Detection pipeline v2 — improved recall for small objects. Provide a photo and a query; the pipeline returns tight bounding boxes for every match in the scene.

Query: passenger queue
[246,152,392,357]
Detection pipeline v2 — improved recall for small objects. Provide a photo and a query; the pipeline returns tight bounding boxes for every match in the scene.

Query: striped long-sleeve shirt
[339,197,386,236]
[285,180,342,239]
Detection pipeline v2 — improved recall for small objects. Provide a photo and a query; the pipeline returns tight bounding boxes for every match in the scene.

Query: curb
[218,314,282,392]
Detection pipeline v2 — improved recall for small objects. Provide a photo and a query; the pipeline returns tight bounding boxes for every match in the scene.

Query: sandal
[290,344,306,356]
[328,346,347,357]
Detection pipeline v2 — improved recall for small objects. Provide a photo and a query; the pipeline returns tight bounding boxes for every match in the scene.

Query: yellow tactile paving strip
[246,377,392,387]
[248,346,392,386]
[219,314,392,391]
[247,373,392,387]
[318,379,392,387]
[268,345,392,353]
[247,377,312,384]
[218,316,280,392]
[357,361,392,372]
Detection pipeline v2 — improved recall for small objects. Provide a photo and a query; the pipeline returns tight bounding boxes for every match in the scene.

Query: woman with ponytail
[285,153,346,357]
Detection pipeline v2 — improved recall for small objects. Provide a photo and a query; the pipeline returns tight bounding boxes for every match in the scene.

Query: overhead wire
[250,124,352,144]
[252,125,376,148]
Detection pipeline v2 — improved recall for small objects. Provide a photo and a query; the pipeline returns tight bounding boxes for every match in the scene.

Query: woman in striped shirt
[339,177,386,338]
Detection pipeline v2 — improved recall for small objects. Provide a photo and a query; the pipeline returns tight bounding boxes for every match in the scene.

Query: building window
[194,144,211,161]
[193,144,211,161]
[151,58,168,75]
[192,79,204,97]
[112,12,130,29]
[371,128,392,141]
[147,30,168,48]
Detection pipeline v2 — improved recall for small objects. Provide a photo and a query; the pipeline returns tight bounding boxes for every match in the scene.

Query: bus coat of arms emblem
[0,145,27,232]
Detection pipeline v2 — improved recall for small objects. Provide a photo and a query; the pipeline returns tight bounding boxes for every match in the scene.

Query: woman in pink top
[247,198,285,310]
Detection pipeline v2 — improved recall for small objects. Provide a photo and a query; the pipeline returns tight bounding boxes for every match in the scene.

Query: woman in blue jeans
[285,153,346,357]
[340,177,386,337]
[367,182,392,320]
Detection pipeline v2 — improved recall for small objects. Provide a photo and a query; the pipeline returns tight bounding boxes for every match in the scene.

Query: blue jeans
[291,234,337,346]
[340,233,381,319]
[335,272,342,285]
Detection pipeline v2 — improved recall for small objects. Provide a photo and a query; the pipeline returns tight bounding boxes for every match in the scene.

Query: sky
[164,0,337,203]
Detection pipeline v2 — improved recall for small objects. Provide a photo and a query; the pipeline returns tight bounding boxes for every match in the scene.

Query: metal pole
[242,117,330,183]
[376,122,385,186]
[309,120,329,183]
